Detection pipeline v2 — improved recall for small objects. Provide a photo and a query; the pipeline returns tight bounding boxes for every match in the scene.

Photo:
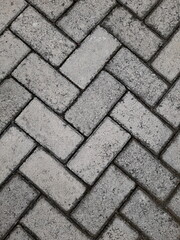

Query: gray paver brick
[57,0,116,42]
[111,92,172,154]
[65,71,126,135]
[13,53,79,113]
[60,26,120,89]
[168,187,180,218]
[106,47,167,106]
[0,175,37,238]
[0,0,26,33]
[20,148,86,211]
[115,140,178,200]
[162,133,180,173]
[68,117,130,185]
[7,225,33,240]
[16,98,83,161]
[0,30,30,80]
[29,0,73,21]
[99,216,138,240]
[0,126,34,185]
[156,78,180,127]
[72,165,135,235]
[152,29,180,82]
[117,0,158,18]
[146,0,180,38]
[11,6,76,66]
[102,7,162,61]
[22,198,90,240]
[0,78,31,132]
[121,189,180,240]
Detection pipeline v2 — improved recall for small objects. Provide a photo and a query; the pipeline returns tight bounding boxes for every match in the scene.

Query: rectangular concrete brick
[29,0,73,20]
[57,0,116,42]
[7,225,32,240]
[68,117,130,185]
[102,7,162,61]
[11,6,76,66]
[22,198,90,240]
[60,26,120,89]
[117,0,158,18]
[0,78,31,132]
[121,189,180,240]
[65,71,126,135]
[20,148,86,211]
[115,140,178,200]
[111,92,172,154]
[13,53,79,113]
[72,165,135,235]
[162,133,180,173]
[0,0,26,33]
[0,175,37,238]
[99,216,138,240]
[0,30,30,80]
[146,0,180,37]
[0,126,35,185]
[16,98,83,161]
[156,79,180,127]
[168,187,180,218]
[106,47,167,106]
[152,30,180,82]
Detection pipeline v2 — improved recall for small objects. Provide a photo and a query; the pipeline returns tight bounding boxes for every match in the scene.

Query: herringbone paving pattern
[0,0,180,239]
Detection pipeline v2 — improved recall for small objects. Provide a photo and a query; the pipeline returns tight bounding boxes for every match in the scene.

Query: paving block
[152,29,180,82]
[115,140,178,200]
[99,216,138,240]
[29,0,73,21]
[65,71,125,135]
[102,7,162,61]
[68,117,130,185]
[0,126,34,185]
[117,0,158,18]
[11,6,76,66]
[168,187,180,218]
[72,165,135,235]
[20,148,86,211]
[156,78,180,127]
[60,26,120,89]
[13,53,79,113]
[15,98,83,161]
[106,47,167,106]
[162,133,180,173]
[111,92,172,154]
[21,198,90,240]
[146,0,180,37]
[57,0,116,42]
[0,0,26,33]
[121,189,180,240]
[0,78,31,132]
[0,30,29,80]
[6,225,33,240]
[0,175,37,238]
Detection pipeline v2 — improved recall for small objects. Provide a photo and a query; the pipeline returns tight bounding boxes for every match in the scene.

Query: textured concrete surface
[0,1,179,239]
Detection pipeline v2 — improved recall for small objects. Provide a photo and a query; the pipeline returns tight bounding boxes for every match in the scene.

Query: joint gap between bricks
[18,223,40,240]
[24,0,78,45]
[104,68,176,132]
[1,193,40,240]
[142,0,164,20]
[100,26,171,87]
[165,183,180,205]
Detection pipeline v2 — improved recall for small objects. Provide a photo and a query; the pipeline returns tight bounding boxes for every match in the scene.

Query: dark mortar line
[55,2,118,45]
[115,2,165,41]
[142,0,163,20]
[0,4,28,37]
[24,0,78,45]
[19,223,40,240]
[165,183,180,205]
[1,193,40,240]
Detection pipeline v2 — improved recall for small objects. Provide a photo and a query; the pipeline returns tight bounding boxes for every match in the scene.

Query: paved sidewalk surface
[0,0,180,239]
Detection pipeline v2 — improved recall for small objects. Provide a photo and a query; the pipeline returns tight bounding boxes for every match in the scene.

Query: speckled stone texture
[0,1,179,239]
